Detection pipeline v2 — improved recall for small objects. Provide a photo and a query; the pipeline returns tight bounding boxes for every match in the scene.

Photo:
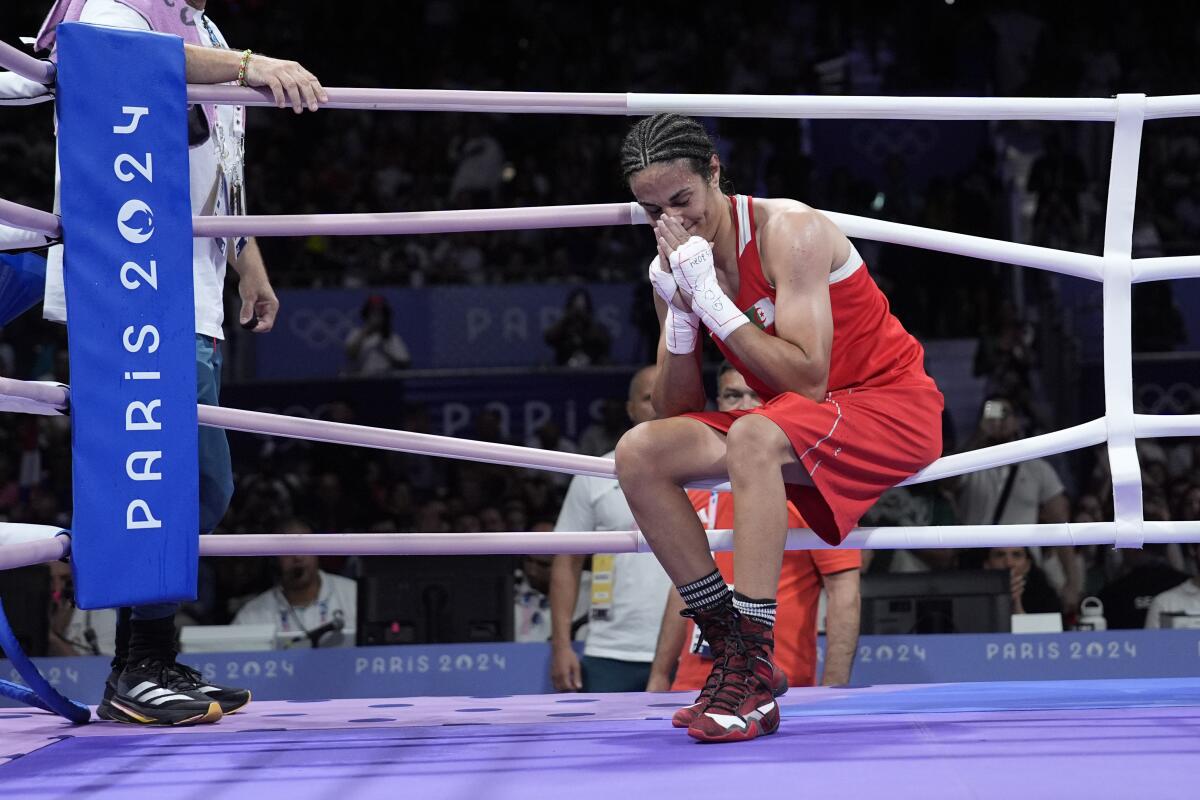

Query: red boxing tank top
[713,195,928,400]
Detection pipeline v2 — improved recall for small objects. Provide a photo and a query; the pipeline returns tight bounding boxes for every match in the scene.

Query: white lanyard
[198,12,247,258]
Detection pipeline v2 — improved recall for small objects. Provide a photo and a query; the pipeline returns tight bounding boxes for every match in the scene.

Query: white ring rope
[0,378,69,416]
[0,197,1107,282]
[0,39,54,87]
[0,78,1196,561]
[6,381,1198,492]
[6,518,1200,573]
[182,85,1188,121]
[201,404,617,479]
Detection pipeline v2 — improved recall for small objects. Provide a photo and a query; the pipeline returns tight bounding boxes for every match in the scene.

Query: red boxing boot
[671,604,737,728]
[686,615,787,743]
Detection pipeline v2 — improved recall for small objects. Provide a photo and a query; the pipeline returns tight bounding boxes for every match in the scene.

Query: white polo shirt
[554,452,672,663]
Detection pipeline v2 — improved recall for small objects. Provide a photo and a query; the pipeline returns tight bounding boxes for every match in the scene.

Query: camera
[982,400,1008,421]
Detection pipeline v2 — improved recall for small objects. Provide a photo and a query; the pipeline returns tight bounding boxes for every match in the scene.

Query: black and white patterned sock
[677,569,732,612]
[733,591,777,627]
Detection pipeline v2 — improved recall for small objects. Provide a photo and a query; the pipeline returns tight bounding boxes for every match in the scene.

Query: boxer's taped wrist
[689,275,747,341]
[665,304,699,355]
[704,305,749,340]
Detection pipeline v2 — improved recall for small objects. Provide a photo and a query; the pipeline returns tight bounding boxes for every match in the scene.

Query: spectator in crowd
[549,365,672,692]
[647,364,861,710]
[544,288,611,367]
[1144,543,1200,628]
[343,294,412,375]
[447,117,506,207]
[858,485,959,575]
[1027,131,1088,250]
[233,521,357,644]
[1097,544,1190,629]
[514,553,555,643]
[875,545,960,574]
[982,546,1061,616]
[46,561,117,657]
[526,418,579,488]
[956,396,1082,614]
[578,397,631,457]
[973,301,1036,414]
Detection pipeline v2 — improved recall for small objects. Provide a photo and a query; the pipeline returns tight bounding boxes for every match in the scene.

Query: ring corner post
[55,23,199,610]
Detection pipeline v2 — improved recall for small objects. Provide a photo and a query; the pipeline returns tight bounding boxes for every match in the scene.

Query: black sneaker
[174,662,252,715]
[97,658,221,726]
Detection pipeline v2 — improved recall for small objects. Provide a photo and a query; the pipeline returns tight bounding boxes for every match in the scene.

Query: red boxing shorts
[684,379,943,546]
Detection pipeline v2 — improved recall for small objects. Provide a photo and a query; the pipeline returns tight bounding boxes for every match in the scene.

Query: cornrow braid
[620,113,719,183]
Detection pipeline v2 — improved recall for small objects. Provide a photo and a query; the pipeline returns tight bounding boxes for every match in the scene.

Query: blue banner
[820,629,1200,684]
[57,24,198,608]
[221,368,641,447]
[6,631,1199,704]
[255,283,649,378]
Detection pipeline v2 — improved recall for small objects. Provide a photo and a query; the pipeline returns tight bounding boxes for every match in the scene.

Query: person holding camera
[343,294,412,376]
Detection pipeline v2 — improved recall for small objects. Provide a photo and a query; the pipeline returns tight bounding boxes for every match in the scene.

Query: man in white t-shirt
[549,365,673,692]
[956,396,1082,612]
[5,0,327,726]
[234,523,357,646]
[1145,543,1200,629]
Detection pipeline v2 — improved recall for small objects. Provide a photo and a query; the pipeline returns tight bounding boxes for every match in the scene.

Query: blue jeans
[132,336,233,621]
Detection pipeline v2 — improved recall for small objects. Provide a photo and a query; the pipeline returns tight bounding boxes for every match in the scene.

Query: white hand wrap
[669,236,748,341]
[664,303,700,354]
[649,256,700,354]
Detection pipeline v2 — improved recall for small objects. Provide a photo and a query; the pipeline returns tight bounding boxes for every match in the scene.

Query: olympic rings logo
[287,308,355,349]
[850,122,940,164]
[1135,382,1199,414]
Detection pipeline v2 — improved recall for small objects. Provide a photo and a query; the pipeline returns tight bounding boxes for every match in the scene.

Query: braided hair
[620,113,724,187]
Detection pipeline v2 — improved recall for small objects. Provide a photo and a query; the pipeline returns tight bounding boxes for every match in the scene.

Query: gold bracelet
[237,49,253,86]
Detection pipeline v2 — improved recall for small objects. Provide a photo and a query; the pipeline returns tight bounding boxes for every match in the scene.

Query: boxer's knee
[726,414,792,478]
[615,421,660,493]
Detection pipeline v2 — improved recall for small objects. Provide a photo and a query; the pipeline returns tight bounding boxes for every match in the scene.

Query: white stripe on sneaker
[129,681,158,699]
[148,694,196,706]
[703,712,748,731]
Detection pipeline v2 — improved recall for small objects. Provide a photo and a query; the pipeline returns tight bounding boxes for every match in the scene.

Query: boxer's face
[630,155,723,242]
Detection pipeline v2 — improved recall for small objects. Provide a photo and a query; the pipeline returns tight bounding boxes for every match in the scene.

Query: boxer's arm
[725,210,834,402]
